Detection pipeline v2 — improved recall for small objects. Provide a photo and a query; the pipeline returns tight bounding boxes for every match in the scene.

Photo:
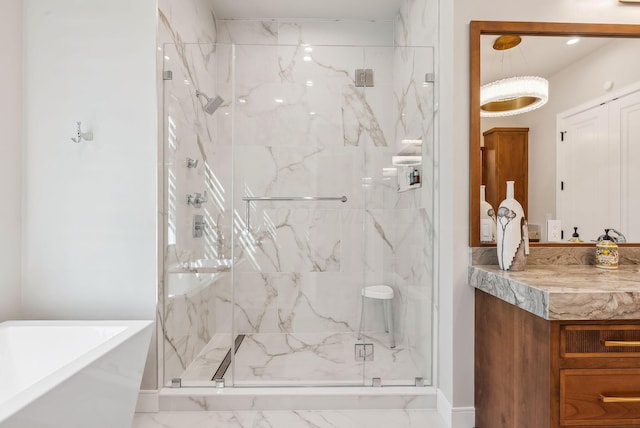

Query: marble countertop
[469,265,640,321]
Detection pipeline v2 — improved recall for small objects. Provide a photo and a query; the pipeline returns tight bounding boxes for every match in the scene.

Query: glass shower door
[228,42,435,387]
[161,42,234,387]
[160,40,435,389]
[229,44,369,386]
[359,45,436,387]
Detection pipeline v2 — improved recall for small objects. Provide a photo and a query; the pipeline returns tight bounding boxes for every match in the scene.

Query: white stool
[357,285,395,348]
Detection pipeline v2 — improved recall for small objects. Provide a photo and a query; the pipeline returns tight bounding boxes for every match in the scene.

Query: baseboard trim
[136,390,159,413]
[436,389,475,428]
[452,406,475,428]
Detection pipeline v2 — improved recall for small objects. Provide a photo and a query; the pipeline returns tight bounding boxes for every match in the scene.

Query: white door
[557,103,619,242]
[612,89,640,242]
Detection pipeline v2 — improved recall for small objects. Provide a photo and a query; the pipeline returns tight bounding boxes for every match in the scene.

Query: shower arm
[242,196,348,232]
[195,90,210,101]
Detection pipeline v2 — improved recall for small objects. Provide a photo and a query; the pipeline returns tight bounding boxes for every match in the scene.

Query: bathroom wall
[394,0,439,382]
[443,1,640,425]
[21,1,158,319]
[218,18,395,330]
[217,18,435,385]
[0,0,23,322]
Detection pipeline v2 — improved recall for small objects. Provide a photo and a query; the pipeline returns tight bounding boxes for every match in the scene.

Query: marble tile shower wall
[220,19,433,349]
[158,0,435,384]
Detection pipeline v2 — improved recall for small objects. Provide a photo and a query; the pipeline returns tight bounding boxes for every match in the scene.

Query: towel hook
[71,122,94,143]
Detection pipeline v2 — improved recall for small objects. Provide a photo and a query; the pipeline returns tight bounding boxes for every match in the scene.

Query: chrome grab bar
[242,196,348,232]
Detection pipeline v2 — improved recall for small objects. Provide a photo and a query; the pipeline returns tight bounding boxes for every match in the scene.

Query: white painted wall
[0,0,23,322]
[437,0,456,423]
[21,0,158,323]
[443,1,640,425]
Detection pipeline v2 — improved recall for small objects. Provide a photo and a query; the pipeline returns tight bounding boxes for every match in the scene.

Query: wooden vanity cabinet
[475,289,640,428]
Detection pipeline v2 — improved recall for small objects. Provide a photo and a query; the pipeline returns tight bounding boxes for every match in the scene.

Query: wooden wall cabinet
[475,289,640,428]
[482,127,528,217]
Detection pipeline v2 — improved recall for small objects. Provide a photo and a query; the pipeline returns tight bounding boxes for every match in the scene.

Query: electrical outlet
[547,219,562,242]
[480,219,493,242]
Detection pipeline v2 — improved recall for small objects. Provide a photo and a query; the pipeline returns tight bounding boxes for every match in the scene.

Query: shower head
[195,90,224,115]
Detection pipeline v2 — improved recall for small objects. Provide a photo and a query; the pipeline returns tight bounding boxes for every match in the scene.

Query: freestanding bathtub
[0,320,153,428]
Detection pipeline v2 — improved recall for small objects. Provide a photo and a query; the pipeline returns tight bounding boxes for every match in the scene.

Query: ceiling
[481,35,613,85]
[209,3,616,82]
[210,0,404,20]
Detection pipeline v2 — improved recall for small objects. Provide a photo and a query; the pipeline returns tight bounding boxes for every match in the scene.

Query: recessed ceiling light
[306,80,314,87]
[275,98,284,103]
[303,55,312,62]
[567,38,580,45]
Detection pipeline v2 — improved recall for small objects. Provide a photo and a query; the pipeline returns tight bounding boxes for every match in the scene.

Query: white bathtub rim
[0,319,153,424]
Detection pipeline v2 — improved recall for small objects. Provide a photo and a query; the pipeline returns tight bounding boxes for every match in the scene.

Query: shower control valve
[187,191,207,208]
[193,214,208,238]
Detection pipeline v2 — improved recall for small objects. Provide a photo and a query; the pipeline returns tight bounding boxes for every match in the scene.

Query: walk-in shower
[160,19,436,390]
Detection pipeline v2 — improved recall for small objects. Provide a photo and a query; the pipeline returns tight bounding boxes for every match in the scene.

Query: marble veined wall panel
[227,36,396,346]
[392,1,437,382]
[163,273,227,383]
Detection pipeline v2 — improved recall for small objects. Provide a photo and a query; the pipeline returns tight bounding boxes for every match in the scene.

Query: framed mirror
[469,21,640,247]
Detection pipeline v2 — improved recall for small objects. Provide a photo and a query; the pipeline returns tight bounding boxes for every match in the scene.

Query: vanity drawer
[561,325,640,357]
[561,369,640,426]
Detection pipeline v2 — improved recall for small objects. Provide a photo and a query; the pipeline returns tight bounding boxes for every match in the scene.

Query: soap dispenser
[595,229,619,270]
[568,227,583,243]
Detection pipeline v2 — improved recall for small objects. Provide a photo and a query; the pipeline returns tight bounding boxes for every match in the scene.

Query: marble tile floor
[132,409,447,428]
[180,332,423,386]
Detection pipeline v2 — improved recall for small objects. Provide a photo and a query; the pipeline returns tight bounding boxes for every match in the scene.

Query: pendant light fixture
[480,35,549,117]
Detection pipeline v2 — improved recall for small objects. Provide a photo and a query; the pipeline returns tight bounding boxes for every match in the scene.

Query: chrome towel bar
[242,196,347,202]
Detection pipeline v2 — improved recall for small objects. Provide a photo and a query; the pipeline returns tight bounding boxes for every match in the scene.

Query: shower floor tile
[180,332,423,386]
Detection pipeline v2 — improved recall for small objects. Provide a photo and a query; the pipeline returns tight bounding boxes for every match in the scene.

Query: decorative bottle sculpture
[480,185,497,243]
[496,181,529,271]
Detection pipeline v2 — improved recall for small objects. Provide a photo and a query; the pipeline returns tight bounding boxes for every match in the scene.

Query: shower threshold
[158,385,437,411]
